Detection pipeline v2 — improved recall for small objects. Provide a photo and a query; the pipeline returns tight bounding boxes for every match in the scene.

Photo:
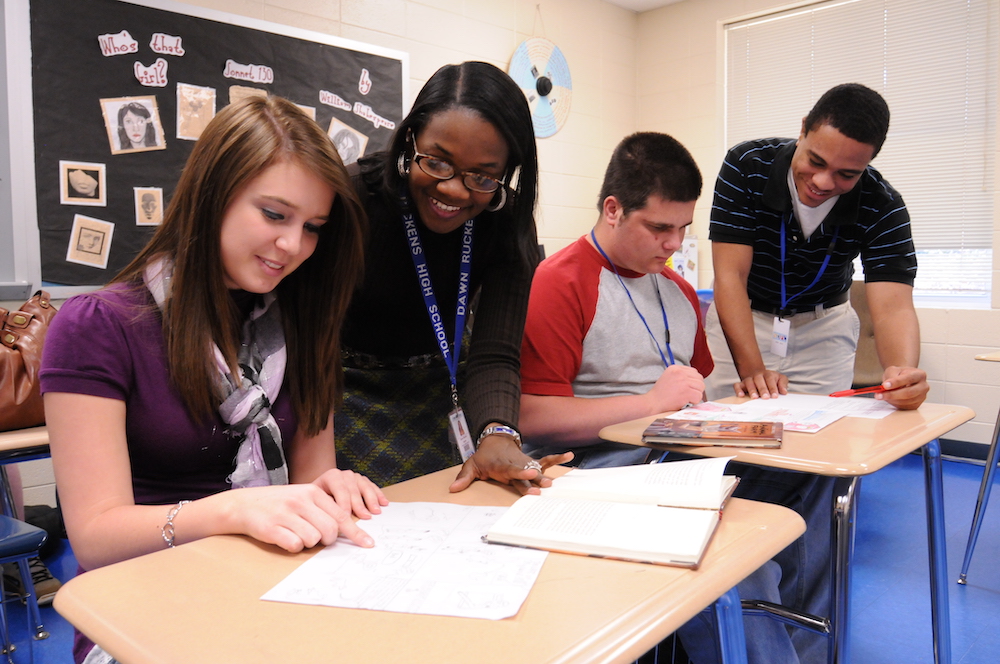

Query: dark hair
[803,83,890,157]
[597,132,702,215]
[113,95,366,435]
[377,61,539,266]
[117,101,157,149]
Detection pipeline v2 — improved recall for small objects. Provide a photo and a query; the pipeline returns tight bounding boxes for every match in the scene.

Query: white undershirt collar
[787,168,838,239]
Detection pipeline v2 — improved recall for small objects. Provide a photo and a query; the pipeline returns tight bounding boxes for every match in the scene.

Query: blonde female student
[40,96,387,664]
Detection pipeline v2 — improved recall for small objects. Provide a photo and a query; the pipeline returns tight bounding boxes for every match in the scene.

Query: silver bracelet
[477,425,522,449]
[161,500,191,548]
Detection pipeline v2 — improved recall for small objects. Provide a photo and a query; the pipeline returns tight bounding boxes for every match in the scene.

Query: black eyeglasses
[407,130,505,194]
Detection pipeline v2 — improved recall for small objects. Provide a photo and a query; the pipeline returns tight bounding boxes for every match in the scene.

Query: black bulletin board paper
[30,0,404,286]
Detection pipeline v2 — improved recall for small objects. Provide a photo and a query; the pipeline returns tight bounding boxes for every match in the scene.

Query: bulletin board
[27,0,406,287]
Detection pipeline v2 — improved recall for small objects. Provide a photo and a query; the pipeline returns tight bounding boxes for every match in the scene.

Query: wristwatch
[477,425,522,449]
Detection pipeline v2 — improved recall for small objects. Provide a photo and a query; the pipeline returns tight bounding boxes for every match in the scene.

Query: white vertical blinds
[724,0,997,296]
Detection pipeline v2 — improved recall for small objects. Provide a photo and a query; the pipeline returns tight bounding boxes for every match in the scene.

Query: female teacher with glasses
[337,61,571,493]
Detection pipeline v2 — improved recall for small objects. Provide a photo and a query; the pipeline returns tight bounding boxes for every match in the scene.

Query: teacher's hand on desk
[733,369,789,400]
[878,366,929,410]
[449,434,573,495]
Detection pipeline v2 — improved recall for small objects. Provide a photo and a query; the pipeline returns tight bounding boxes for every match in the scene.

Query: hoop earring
[397,151,410,178]
[486,187,507,213]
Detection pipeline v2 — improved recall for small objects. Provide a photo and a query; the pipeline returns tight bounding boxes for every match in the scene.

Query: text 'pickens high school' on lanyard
[401,193,478,460]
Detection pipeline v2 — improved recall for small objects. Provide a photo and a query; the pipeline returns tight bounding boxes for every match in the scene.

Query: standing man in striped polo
[705,83,928,410]
[699,83,929,663]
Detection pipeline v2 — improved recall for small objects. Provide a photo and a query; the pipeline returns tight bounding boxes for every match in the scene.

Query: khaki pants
[704,300,860,401]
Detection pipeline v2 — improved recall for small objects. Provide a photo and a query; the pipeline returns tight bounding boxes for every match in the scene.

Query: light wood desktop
[599,399,974,664]
[54,466,805,664]
[600,400,972,476]
[0,425,49,463]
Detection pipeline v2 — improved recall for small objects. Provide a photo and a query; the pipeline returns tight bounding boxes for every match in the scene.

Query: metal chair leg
[958,407,1000,584]
[0,570,13,663]
[0,468,14,519]
[923,439,951,664]
[714,587,749,664]
[16,558,48,642]
[828,476,859,664]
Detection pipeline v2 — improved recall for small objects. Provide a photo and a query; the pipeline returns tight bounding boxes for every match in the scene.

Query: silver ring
[523,459,543,472]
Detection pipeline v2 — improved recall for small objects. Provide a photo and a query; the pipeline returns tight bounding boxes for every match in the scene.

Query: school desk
[599,399,974,664]
[0,425,50,466]
[958,352,1000,583]
[0,424,52,641]
[53,466,805,664]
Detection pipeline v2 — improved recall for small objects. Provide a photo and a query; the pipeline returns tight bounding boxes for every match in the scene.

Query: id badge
[771,316,790,358]
[448,407,476,461]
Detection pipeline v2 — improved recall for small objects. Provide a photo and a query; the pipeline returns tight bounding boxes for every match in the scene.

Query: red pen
[829,385,886,397]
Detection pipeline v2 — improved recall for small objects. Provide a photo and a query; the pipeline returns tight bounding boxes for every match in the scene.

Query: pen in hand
[829,385,887,398]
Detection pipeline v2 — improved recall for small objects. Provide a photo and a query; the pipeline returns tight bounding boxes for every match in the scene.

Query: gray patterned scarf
[144,258,289,488]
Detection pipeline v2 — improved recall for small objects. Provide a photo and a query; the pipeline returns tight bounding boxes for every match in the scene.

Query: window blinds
[725,0,997,296]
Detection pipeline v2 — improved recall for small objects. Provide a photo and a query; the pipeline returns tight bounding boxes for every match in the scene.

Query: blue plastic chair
[0,515,48,663]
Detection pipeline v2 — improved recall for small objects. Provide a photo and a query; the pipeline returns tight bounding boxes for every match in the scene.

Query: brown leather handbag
[0,290,58,431]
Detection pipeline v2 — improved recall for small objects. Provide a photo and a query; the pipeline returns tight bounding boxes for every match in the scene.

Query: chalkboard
[25,0,406,287]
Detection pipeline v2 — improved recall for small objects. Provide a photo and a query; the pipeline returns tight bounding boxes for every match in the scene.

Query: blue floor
[849,453,1000,664]
[4,453,1000,663]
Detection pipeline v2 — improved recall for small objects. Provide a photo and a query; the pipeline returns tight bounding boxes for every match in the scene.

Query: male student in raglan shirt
[518,131,806,663]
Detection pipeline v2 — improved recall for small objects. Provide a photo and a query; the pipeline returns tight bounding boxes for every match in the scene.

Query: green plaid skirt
[334,351,465,487]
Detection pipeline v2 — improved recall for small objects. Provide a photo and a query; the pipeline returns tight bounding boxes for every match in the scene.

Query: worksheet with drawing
[261,502,547,620]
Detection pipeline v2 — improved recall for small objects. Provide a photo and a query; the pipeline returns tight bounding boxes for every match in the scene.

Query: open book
[642,418,782,448]
[485,457,737,568]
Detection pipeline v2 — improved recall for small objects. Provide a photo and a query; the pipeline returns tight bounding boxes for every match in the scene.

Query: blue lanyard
[590,230,674,367]
[401,196,474,406]
[779,215,839,313]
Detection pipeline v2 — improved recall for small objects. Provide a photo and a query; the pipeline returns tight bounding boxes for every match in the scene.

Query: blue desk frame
[957,407,1000,585]
[740,438,951,664]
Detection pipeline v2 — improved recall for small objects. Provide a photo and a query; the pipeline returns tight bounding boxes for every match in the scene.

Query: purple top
[40,283,297,506]
[41,283,298,663]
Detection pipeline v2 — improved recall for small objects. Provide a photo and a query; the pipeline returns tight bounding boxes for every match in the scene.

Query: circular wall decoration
[508,38,572,138]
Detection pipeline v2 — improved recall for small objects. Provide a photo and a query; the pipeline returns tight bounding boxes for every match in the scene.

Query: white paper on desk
[667,394,895,432]
[667,398,844,432]
[261,502,547,620]
[734,394,897,420]
[783,394,897,419]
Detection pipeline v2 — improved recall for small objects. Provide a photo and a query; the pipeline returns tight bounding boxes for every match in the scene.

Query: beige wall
[10,0,998,506]
[175,0,641,257]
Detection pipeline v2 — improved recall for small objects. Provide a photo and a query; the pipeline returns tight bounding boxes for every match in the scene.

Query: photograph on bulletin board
[29,0,405,287]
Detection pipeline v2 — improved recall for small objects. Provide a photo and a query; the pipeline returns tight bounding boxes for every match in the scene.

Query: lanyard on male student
[770,215,840,358]
[590,230,675,367]
[401,193,477,460]
[778,214,840,313]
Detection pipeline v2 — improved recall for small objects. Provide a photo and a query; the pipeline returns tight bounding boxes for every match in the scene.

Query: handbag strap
[1,290,54,348]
